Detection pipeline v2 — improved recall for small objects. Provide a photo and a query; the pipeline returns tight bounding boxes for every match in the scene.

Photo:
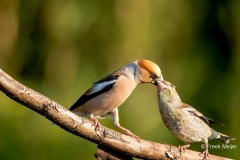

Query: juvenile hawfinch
[156,81,235,159]
[70,60,163,139]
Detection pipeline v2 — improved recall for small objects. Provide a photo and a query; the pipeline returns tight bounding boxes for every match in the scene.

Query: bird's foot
[89,114,101,130]
[200,149,209,160]
[178,144,190,155]
[93,119,101,130]
[116,125,140,141]
[178,145,186,155]
[125,130,140,141]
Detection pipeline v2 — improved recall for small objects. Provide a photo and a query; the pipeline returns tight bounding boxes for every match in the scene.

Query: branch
[0,69,232,160]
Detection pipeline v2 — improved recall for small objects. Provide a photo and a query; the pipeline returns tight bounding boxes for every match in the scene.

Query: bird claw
[116,125,140,141]
[92,119,101,131]
[178,145,186,155]
[200,149,209,160]
[125,130,140,141]
[178,144,190,155]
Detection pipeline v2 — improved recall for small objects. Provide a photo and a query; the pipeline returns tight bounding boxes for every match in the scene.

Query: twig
[0,69,232,160]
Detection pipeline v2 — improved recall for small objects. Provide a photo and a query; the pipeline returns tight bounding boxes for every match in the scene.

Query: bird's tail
[209,128,235,143]
[218,132,235,143]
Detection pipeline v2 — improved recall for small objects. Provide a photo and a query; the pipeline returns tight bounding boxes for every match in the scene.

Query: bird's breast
[159,105,181,132]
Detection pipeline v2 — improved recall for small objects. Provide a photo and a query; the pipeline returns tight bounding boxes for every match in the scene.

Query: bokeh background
[0,0,239,159]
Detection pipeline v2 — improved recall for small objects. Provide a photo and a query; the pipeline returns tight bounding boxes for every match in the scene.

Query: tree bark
[0,69,233,160]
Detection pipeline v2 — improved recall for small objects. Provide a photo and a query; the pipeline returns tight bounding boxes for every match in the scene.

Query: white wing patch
[86,80,117,95]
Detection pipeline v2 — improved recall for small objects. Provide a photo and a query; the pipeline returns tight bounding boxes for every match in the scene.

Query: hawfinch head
[136,60,164,85]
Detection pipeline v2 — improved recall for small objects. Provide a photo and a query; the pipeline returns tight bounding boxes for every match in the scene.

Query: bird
[69,59,164,139]
[156,80,235,159]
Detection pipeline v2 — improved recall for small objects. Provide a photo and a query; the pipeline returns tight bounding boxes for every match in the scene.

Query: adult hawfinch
[70,60,163,139]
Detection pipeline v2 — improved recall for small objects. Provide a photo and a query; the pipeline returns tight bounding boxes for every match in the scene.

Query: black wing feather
[206,117,225,126]
[188,110,225,126]
[69,74,119,111]
[94,74,119,84]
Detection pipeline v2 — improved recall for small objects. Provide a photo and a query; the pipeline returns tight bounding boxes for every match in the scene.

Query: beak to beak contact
[155,77,165,82]
[153,76,165,86]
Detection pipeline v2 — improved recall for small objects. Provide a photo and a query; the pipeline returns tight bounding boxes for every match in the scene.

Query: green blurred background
[0,0,239,159]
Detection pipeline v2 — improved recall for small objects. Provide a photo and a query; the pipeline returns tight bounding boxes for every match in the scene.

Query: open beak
[153,75,169,91]
[153,76,165,86]
[156,80,168,91]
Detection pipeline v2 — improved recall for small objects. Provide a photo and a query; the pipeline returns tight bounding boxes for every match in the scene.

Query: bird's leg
[109,109,140,141]
[178,143,190,155]
[200,141,209,160]
[117,125,140,140]
[89,113,101,130]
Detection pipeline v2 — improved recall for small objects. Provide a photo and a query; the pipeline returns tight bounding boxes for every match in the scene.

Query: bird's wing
[182,104,225,126]
[205,117,225,126]
[69,74,119,110]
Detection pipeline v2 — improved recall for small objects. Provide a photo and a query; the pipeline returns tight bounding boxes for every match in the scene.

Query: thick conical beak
[153,76,164,86]
[156,80,168,91]
[155,76,164,82]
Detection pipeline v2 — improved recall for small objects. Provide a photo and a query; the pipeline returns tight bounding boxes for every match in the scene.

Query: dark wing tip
[69,82,116,111]
[69,95,89,111]
[206,117,225,126]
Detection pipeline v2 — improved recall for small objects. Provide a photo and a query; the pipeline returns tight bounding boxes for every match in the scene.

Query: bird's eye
[150,74,157,79]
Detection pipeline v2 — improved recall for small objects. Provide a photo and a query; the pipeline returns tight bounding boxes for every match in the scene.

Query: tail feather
[209,128,235,143]
[218,132,235,143]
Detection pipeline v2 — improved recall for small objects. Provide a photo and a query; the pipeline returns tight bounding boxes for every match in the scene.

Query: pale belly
[160,109,212,143]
